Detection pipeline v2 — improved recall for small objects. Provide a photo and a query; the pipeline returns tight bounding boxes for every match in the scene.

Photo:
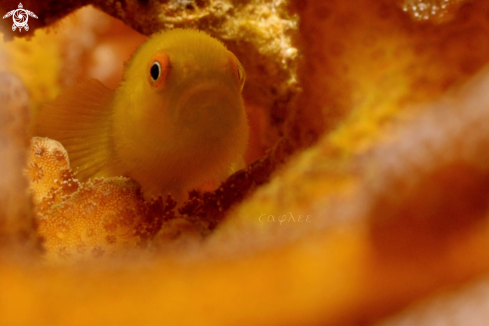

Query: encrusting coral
[27,137,196,262]
[36,176,158,262]
[27,137,73,204]
[400,0,468,22]
[2,0,489,325]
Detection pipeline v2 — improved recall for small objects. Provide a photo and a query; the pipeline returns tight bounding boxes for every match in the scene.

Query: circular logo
[13,10,28,28]
[2,3,38,32]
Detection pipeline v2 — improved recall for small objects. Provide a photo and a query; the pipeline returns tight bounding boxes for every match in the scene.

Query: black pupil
[150,62,160,81]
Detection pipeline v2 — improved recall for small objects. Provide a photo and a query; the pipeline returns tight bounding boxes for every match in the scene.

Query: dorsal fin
[33,79,117,181]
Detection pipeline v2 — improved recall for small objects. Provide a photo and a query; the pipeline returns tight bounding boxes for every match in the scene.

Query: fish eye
[147,52,170,91]
[150,62,161,81]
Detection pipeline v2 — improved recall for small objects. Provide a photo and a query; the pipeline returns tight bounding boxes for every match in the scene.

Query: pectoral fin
[33,79,117,181]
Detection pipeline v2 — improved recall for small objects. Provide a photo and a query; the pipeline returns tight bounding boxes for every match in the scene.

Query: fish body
[34,29,249,201]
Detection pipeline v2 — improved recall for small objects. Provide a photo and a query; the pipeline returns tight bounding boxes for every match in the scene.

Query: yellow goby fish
[34,29,249,201]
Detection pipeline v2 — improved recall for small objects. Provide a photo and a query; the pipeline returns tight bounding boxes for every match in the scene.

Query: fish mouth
[172,80,244,139]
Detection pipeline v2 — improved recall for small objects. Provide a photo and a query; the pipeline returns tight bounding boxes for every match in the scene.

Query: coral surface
[401,0,468,22]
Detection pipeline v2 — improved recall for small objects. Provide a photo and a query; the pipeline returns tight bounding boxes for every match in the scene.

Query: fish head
[115,29,247,146]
